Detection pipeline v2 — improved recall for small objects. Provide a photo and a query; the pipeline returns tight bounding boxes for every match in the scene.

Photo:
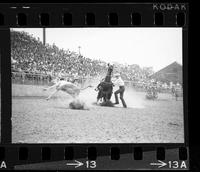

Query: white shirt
[113,77,125,86]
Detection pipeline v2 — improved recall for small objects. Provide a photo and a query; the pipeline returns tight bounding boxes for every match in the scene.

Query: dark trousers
[114,86,127,108]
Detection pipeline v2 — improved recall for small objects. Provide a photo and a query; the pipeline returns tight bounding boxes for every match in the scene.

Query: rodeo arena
[11,30,184,143]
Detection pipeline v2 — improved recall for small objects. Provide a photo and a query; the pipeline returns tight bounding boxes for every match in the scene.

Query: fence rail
[11,71,174,93]
[11,71,137,85]
[12,71,53,85]
[11,71,94,86]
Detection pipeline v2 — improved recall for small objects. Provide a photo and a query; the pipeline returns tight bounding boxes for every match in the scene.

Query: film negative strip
[0,3,189,170]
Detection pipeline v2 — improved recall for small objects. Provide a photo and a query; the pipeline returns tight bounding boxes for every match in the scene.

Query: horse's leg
[103,94,107,102]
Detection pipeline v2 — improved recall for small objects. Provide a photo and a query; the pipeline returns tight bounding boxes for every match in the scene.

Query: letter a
[180,161,187,168]
[0,161,7,168]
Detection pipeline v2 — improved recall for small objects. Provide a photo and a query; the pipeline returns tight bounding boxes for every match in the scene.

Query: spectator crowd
[11,30,107,79]
[11,30,180,92]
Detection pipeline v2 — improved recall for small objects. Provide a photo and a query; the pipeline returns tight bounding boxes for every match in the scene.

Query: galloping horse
[96,64,114,103]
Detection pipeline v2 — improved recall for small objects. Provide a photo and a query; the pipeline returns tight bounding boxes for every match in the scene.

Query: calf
[43,79,92,100]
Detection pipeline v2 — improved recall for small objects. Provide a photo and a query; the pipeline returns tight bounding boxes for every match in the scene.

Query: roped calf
[43,79,92,100]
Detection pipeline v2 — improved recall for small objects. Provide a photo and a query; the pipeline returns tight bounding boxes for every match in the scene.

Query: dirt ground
[12,84,184,143]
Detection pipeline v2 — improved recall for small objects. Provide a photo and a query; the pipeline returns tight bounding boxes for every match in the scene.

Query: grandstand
[11,30,107,79]
[11,30,158,89]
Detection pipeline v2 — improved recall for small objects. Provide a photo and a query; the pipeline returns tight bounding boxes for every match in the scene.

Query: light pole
[43,28,46,64]
[43,28,46,45]
[78,46,81,56]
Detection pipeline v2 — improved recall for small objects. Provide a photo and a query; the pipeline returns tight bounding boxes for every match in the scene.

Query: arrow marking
[66,160,84,168]
[150,160,167,168]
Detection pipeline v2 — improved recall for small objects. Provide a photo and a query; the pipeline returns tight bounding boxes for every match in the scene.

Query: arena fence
[12,72,52,85]
[11,72,138,86]
[11,71,94,86]
[11,71,175,93]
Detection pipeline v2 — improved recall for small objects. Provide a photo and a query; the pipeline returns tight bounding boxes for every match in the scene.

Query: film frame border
[0,3,189,170]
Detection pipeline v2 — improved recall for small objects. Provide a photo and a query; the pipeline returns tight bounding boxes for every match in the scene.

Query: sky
[12,28,182,72]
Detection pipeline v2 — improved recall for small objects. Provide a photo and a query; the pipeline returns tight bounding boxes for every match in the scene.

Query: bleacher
[11,30,175,92]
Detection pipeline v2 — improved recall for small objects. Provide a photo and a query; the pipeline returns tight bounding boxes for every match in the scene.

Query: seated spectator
[11,30,156,87]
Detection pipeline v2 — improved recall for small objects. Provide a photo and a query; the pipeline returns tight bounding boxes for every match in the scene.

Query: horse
[96,64,114,104]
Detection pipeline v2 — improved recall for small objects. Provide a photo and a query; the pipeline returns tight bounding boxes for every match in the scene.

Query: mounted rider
[146,79,158,100]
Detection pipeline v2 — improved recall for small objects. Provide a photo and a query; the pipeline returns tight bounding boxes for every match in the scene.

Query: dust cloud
[78,77,101,108]
[78,78,145,109]
[122,87,145,109]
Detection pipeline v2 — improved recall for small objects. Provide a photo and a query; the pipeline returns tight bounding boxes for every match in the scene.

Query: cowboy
[113,73,127,108]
